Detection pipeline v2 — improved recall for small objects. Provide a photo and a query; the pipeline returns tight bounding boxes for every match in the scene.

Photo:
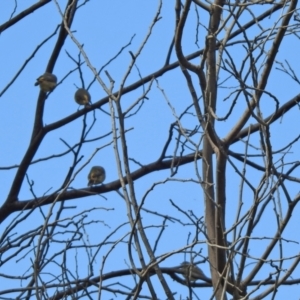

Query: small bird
[88,166,106,186]
[34,72,57,92]
[180,261,211,283]
[74,88,91,106]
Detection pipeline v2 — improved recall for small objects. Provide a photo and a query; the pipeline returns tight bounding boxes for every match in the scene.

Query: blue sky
[1,0,300,299]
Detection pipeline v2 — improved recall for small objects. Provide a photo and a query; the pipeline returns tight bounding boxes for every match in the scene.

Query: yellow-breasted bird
[34,72,57,92]
[74,88,91,106]
[88,166,106,186]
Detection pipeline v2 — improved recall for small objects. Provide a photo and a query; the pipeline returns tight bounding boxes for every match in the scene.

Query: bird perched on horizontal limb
[88,166,106,186]
[180,261,211,283]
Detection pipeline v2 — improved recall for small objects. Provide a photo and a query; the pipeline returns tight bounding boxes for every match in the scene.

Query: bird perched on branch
[34,72,57,92]
[180,261,211,283]
[74,88,91,106]
[88,166,106,186]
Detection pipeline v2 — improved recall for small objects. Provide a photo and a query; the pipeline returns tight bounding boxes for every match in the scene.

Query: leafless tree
[1,0,300,299]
